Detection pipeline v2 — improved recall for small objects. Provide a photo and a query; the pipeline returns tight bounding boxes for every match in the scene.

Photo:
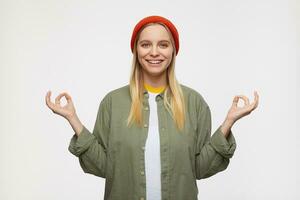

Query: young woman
[45,15,259,200]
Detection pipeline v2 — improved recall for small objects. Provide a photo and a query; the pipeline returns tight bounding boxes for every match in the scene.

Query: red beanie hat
[130,15,179,55]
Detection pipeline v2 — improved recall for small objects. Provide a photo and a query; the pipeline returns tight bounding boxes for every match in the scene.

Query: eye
[160,43,169,48]
[141,43,150,48]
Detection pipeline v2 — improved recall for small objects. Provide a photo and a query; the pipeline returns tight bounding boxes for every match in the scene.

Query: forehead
[138,24,171,42]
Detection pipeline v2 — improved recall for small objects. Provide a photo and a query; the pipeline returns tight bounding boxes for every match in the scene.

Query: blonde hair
[126,22,186,132]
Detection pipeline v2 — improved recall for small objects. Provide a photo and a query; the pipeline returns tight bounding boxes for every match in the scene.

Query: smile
[146,59,164,64]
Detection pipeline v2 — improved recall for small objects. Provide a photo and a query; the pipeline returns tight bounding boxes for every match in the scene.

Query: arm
[195,104,236,180]
[68,94,111,178]
[195,91,259,179]
[68,114,84,137]
[220,118,234,138]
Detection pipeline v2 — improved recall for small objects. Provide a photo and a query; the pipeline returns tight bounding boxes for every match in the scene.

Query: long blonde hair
[126,22,186,132]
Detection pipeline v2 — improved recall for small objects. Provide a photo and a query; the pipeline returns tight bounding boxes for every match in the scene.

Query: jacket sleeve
[195,100,236,180]
[68,94,111,178]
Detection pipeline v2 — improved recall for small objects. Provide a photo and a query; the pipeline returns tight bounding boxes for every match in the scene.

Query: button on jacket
[68,84,237,200]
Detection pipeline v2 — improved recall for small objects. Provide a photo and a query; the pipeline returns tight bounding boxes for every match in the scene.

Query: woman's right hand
[45,90,76,121]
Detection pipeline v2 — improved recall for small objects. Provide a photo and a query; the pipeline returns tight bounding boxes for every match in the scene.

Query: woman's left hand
[226,91,259,124]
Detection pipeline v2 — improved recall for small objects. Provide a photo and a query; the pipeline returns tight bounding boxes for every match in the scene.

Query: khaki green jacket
[68,84,236,200]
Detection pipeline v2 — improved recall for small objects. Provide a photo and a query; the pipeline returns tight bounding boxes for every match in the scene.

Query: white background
[1,0,299,199]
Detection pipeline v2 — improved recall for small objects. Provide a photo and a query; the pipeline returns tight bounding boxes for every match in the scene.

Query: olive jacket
[68,84,237,200]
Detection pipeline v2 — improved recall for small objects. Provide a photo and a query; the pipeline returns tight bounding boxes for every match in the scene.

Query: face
[137,24,174,78]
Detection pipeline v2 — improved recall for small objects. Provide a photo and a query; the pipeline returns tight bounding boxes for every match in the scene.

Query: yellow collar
[144,82,166,94]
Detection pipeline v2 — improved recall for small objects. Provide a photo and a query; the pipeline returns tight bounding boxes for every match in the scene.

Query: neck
[142,70,167,88]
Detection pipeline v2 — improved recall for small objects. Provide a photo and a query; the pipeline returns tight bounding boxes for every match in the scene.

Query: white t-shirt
[145,91,162,200]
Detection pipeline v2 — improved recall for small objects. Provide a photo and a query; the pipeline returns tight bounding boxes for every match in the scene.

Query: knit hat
[130,15,179,55]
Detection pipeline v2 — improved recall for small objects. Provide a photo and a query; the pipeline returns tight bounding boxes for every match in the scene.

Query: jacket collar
[142,86,170,101]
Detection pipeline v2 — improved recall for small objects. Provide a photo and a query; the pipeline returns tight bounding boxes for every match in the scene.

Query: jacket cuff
[68,125,95,157]
[210,125,237,159]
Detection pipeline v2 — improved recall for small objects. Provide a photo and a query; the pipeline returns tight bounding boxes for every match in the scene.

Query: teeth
[147,60,163,64]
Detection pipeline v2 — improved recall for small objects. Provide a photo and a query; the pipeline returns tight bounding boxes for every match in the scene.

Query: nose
[150,46,159,57]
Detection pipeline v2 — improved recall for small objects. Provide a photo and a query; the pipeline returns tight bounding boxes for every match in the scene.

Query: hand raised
[45,91,76,120]
[226,91,259,123]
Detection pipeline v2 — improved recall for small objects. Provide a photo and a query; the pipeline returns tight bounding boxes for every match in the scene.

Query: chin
[145,68,167,76]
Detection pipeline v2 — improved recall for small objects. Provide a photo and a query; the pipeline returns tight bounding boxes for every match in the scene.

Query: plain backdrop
[1,0,299,199]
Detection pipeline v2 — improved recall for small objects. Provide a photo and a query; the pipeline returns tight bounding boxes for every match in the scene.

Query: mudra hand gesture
[45,90,83,135]
[221,91,259,137]
[227,91,259,123]
[45,91,76,121]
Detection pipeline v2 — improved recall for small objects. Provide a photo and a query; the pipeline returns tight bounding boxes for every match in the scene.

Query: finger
[45,91,50,106]
[232,96,239,107]
[237,95,250,106]
[55,93,65,105]
[45,91,53,108]
[45,91,57,111]
[253,91,259,108]
[63,92,72,103]
[249,91,259,110]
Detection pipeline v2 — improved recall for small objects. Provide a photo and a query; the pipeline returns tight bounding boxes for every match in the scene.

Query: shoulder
[105,84,130,97]
[106,84,130,99]
[179,83,209,109]
[100,84,131,104]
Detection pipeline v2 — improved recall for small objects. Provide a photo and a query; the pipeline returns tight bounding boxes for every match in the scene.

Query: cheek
[137,55,146,67]
[137,51,145,63]
[137,47,148,57]
[165,53,173,66]
[162,48,174,58]
[163,51,173,61]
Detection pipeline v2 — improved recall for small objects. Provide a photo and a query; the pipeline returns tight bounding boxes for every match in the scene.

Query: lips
[146,59,164,64]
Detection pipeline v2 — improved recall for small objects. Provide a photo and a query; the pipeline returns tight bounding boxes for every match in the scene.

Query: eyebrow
[139,40,171,44]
